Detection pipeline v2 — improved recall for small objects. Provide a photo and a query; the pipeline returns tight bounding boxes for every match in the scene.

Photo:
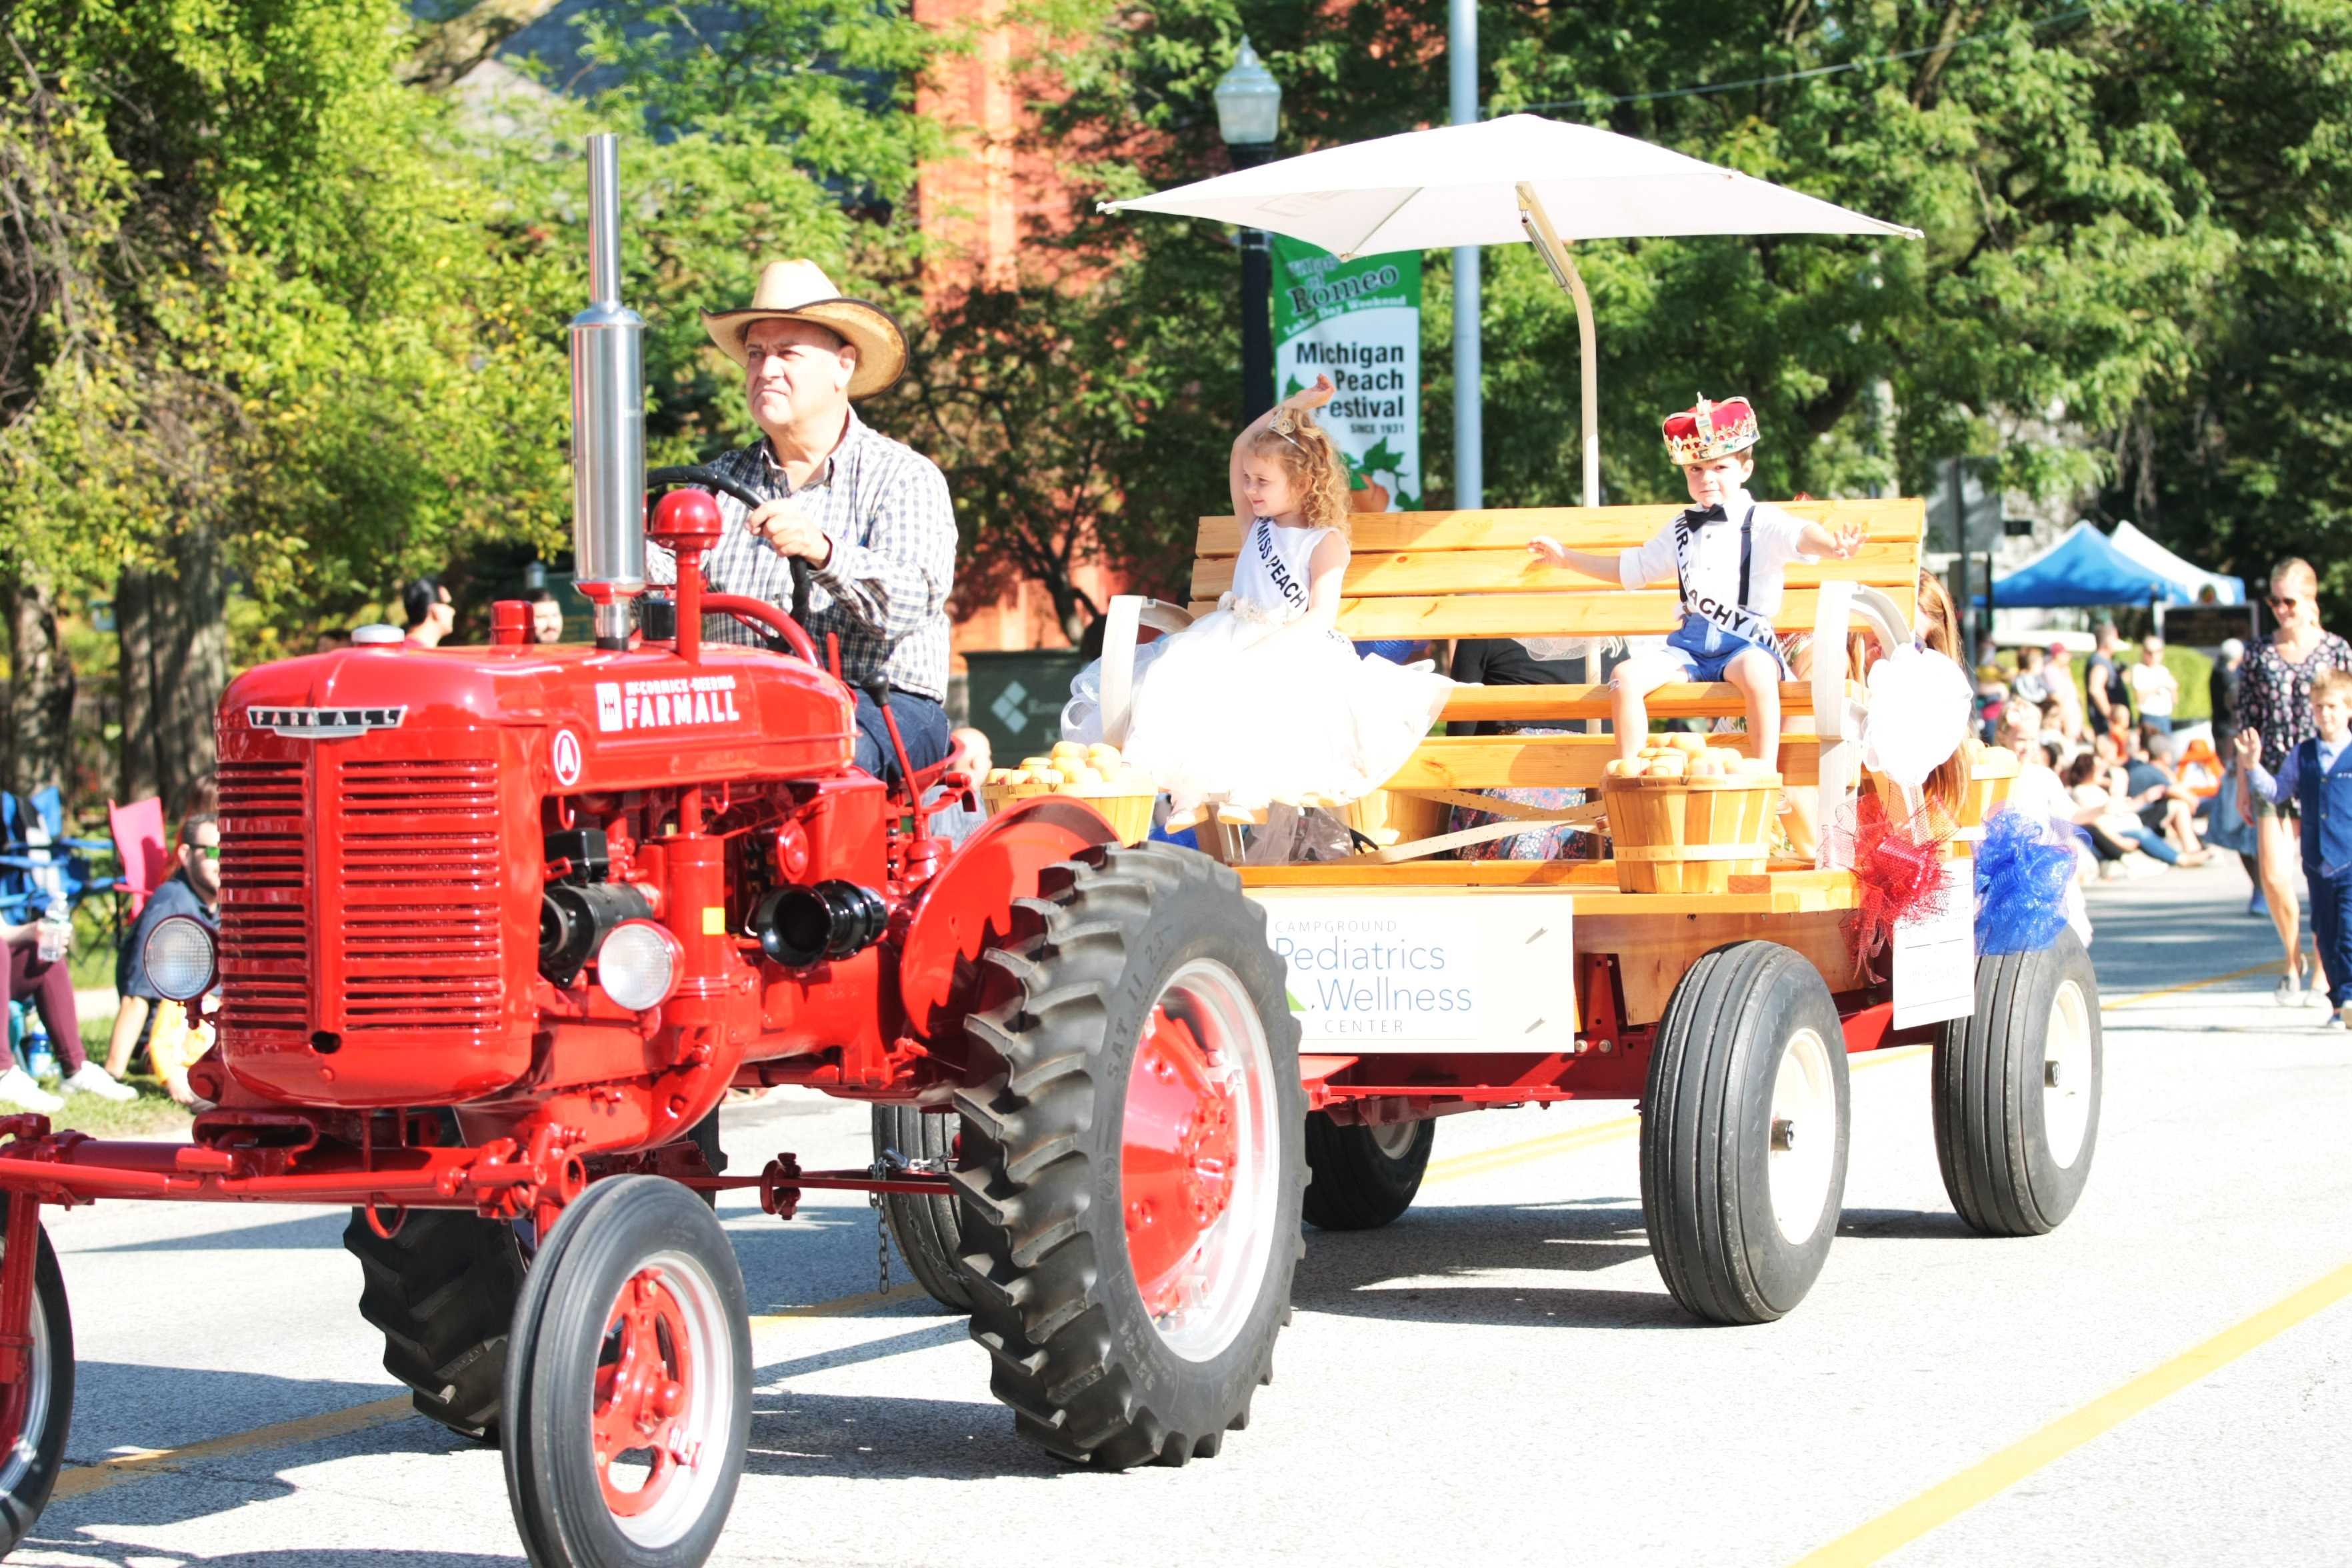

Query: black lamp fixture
[1214,36,1283,421]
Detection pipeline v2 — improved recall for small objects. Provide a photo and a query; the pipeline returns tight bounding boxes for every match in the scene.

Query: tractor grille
[219,751,507,1046]
[336,759,501,1034]
[219,761,311,1040]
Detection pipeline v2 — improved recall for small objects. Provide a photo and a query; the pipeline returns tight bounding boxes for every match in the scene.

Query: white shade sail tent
[1107,114,1923,505]
[2106,521,2246,606]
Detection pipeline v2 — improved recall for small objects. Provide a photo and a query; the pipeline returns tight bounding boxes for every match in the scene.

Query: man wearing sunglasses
[105,809,221,1109]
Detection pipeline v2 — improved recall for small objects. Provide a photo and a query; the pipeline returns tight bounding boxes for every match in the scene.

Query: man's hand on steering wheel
[747,498,833,567]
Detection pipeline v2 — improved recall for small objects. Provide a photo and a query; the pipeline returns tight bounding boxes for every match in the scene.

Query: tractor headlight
[597,919,681,1012]
[144,915,217,1003]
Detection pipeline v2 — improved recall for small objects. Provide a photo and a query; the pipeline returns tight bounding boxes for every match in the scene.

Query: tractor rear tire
[0,1207,72,1555]
[503,1176,751,1568]
[1301,1114,1433,1231]
[871,1105,973,1311]
[1641,940,1851,1325]
[1935,932,2102,1236]
[953,842,1305,1469]
[345,1207,525,1441]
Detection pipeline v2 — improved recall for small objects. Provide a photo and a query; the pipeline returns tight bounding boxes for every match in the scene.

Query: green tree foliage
[1005,0,2335,601]
[554,0,951,461]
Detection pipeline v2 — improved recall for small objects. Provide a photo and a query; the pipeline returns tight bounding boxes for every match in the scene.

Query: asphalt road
[17,854,2352,1568]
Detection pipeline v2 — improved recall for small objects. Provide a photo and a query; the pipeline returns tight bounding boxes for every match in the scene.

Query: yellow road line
[1791,1257,2352,1567]
[749,1281,927,1329]
[2102,959,2286,1011]
[53,1395,415,1501]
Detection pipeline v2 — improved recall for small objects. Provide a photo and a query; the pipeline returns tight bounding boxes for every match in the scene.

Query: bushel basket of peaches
[1601,733,1782,895]
[981,740,1159,845]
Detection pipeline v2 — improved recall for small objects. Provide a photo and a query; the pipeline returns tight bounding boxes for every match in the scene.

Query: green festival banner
[1271,236,1421,512]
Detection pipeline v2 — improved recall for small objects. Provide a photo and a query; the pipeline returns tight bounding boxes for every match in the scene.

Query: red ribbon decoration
[1831,789,1958,977]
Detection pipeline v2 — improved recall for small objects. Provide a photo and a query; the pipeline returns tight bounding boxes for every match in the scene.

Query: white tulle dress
[1062,519,1453,817]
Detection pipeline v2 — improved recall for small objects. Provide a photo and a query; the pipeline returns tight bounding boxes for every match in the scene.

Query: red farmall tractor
[0,137,1305,1566]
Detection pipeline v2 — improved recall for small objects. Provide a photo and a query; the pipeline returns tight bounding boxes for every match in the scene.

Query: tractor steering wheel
[645,464,814,634]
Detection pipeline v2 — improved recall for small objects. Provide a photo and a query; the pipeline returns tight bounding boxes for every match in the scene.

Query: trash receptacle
[963,649,1085,764]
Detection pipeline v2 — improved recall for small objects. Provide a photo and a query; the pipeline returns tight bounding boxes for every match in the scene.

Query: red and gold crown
[1661,395,1759,465]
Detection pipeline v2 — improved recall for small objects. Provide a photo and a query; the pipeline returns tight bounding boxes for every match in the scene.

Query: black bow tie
[1685,503,1728,523]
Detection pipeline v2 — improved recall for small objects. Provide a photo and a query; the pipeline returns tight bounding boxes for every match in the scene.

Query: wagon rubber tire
[345,1207,524,1441]
[503,1176,751,1568]
[871,1105,973,1310]
[1301,1113,1433,1231]
[0,1207,72,1554]
[1641,940,1851,1325]
[1934,931,2101,1237]
[952,841,1305,1469]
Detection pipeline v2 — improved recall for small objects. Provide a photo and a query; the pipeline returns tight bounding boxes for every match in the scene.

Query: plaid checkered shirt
[645,412,955,701]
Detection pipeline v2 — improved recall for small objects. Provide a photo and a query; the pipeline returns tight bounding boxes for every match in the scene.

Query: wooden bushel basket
[979,781,1157,846]
[1603,773,1783,894]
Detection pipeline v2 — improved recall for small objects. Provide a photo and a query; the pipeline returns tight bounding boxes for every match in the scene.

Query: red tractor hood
[221,640,857,791]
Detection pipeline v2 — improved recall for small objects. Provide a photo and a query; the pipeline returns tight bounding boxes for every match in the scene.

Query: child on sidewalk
[1526,395,1863,772]
[2235,665,2352,1026]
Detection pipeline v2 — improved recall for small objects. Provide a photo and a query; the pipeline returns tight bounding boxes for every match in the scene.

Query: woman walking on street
[2237,558,2352,1005]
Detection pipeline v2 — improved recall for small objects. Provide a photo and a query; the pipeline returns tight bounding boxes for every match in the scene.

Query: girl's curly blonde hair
[1248,407,1353,537]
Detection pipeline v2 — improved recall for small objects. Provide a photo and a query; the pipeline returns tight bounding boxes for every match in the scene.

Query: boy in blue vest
[2236,666,2352,1026]
[1528,395,1863,773]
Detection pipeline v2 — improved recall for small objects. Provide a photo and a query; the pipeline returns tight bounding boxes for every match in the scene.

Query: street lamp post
[1215,37,1282,421]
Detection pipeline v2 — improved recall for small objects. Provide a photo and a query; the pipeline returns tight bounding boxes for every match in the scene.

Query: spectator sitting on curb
[0,899,137,1113]
[105,809,220,1111]
[2127,726,2205,856]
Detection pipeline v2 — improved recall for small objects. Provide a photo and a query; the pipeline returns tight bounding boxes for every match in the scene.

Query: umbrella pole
[1517,183,1600,508]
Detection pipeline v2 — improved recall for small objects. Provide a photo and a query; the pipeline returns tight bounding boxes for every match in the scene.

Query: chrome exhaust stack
[570,133,646,650]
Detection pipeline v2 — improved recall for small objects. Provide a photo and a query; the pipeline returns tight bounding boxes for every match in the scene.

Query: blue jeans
[2095,822,2179,864]
[2307,868,2352,1006]
[852,688,950,786]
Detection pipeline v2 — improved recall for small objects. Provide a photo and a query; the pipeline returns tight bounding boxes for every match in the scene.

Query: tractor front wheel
[953,843,1305,1468]
[0,1208,71,1555]
[503,1177,751,1568]
[1641,940,1851,1325]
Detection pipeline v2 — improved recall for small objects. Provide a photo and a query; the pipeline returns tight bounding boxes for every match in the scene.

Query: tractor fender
[897,795,1117,1038]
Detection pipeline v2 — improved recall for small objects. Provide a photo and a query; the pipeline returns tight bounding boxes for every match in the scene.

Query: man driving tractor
[647,259,956,781]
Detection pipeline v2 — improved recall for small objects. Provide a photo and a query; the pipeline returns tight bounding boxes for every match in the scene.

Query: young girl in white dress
[1076,377,1453,831]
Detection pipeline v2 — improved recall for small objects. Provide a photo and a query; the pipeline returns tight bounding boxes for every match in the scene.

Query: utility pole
[1451,0,1481,509]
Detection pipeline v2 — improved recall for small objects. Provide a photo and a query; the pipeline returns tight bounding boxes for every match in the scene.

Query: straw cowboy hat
[701,260,907,399]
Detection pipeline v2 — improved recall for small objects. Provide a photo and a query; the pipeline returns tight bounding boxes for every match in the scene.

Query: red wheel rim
[593,1267,700,1519]
[1123,1005,1241,1319]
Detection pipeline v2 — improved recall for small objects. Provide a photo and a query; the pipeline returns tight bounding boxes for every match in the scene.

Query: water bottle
[23,1017,54,1081]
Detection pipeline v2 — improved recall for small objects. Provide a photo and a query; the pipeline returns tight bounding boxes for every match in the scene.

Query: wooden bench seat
[1101,496,1931,858]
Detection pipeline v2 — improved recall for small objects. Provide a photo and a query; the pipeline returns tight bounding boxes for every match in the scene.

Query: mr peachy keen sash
[1671,505,1782,654]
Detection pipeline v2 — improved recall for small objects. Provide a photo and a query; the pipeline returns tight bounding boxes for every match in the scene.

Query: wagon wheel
[953,842,1305,1467]
[1301,1113,1433,1231]
[1641,940,1851,1325]
[1933,931,2101,1236]
[503,1177,751,1568]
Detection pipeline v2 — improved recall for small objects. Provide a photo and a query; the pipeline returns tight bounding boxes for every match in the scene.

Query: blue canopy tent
[1971,522,2181,609]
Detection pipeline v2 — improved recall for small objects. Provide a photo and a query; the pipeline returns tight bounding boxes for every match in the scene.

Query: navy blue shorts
[1661,617,1785,682]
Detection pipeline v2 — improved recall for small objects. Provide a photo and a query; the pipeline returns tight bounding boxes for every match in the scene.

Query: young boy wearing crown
[1528,395,1864,773]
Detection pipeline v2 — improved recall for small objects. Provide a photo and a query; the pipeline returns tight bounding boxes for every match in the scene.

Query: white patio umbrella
[1107,113,1923,505]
